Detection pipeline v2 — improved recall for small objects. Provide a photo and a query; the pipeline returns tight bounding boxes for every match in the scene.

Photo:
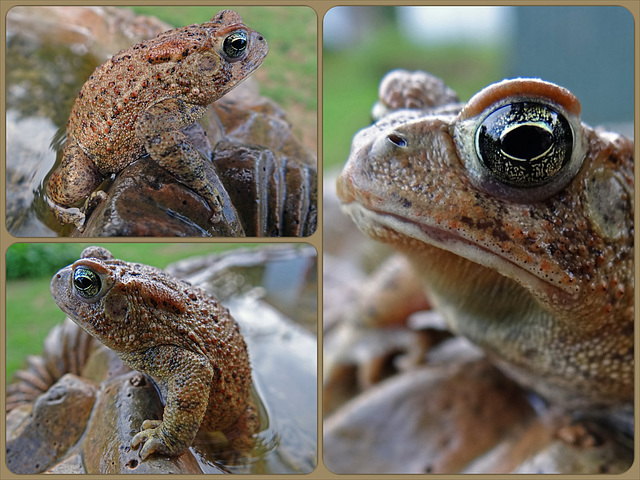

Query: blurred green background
[322,6,505,171]
[130,5,317,152]
[5,243,261,381]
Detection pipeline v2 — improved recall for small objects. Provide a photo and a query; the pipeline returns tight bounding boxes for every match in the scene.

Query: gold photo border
[1,1,638,479]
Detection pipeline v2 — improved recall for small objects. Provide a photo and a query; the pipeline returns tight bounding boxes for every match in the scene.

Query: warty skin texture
[51,246,256,459]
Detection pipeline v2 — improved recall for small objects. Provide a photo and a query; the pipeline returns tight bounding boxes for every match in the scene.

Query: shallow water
[6,23,98,236]
[190,296,317,474]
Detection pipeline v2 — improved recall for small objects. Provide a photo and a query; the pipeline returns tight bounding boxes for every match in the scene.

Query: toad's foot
[137,98,226,224]
[204,190,223,223]
[45,190,107,230]
[131,419,185,460]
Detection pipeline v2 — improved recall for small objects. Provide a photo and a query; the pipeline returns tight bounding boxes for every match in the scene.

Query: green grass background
[323,8,507,171]
[5,243,261,381]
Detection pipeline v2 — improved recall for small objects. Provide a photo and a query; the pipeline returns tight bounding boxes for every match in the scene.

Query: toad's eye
[223,31,248,59]
[73,266,101,299]
[475,102,573,188]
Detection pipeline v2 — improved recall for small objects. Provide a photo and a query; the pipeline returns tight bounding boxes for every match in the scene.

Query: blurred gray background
[509,6,633,129]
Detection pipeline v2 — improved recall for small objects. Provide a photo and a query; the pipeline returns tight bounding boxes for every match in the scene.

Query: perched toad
[50,246,257,459]
[45,10,268,229]
[337,70,634,411]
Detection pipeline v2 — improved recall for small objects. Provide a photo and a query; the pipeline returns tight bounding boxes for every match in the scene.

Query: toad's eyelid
[459,78,581,121]
[216,24,247,37]
[72,258,110,275]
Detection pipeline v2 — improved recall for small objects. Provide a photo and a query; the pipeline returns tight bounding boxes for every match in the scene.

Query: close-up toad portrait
[323,5,634,474]
[5,243,317,474]
[5,6,317,237]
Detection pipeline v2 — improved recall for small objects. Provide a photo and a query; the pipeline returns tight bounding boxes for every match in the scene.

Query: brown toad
[50,246,257,459]
[45,10,268,229]
[337,70,634,410]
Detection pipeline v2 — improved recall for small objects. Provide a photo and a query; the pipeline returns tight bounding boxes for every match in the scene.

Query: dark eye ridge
[475,101,573,188]
[73,266,101,298]
[223,31,248,58]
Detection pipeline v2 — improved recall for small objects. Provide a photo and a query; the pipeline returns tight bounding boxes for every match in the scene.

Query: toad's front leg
[123,346,213,459]
[136,99,224,223]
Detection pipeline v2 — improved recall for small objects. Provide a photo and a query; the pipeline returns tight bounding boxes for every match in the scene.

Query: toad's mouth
[340,201,575,299]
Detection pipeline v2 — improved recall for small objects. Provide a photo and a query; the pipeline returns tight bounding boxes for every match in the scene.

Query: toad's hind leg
[45,142,107,229]
[136,99,224,223]
[222,401,260,454]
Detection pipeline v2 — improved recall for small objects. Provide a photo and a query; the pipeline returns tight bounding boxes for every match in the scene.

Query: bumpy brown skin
[45,10,268,228]
[338,70,634,411]
[50,246,256,460]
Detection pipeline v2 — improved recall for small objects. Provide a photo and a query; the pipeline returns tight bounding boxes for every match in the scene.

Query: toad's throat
[341,201,575,299]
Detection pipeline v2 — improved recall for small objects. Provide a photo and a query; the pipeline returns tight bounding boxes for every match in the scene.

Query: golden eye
[73,266,101,299]
[475,102,573,188]
[223,31,248,59]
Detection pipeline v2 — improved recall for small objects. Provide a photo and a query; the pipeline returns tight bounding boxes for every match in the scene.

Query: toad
[50,246,257,459]
[337,70,634,410]
[45,10,268,229]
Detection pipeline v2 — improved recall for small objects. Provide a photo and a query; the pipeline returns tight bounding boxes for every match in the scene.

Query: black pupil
[76,276,93,290]
[501,125,553,160]
[74,267,100,297]
[475,101,573,188]
[387,133,407,147]
[231,37,246,50]
[224,32,247,57]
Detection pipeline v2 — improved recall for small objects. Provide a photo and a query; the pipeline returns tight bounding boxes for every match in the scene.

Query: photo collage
[2,3,637,478]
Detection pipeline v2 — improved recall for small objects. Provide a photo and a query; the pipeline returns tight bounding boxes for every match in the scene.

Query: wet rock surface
[6,6,316,237]
[6,246,317,474]
[6,6,171,63]
[6,374,98,474]
[324,343,633,474]
[325,351,534,474]
[80,365,209,474]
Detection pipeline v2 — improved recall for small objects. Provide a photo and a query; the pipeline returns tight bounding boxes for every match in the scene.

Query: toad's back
[68,12,264,171]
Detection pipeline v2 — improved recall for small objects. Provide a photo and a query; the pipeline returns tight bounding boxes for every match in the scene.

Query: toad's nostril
[387,133,407,147]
